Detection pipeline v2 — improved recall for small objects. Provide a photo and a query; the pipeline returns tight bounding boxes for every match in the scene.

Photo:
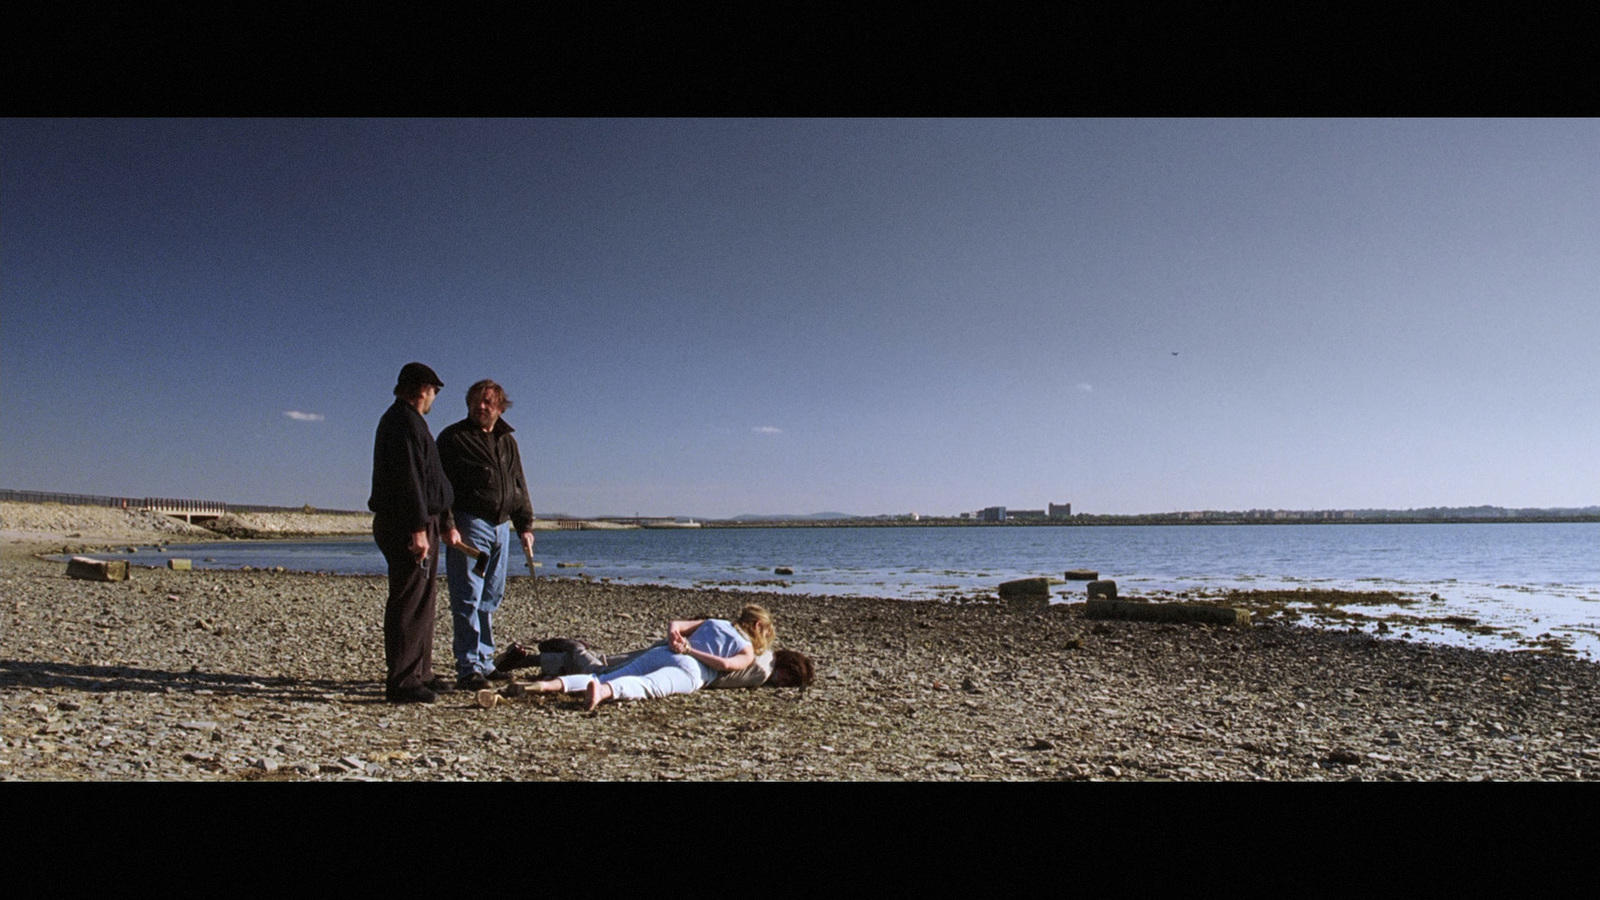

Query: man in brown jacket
[437,379,536,689]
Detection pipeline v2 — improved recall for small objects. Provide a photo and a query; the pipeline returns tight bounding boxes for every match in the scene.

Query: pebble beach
[3,502,1598,781]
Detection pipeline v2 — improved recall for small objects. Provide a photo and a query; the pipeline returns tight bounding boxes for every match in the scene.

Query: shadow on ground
[0,658,377,702]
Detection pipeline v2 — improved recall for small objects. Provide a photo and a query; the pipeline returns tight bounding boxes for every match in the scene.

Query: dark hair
[769,649,814,688]
[467,379,512,412]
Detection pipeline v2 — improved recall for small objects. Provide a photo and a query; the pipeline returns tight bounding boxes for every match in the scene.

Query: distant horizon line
[4,489,1598,523]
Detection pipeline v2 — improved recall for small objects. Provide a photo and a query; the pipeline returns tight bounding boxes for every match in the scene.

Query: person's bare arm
[678,645,756,673]
[666,618,754,671]
[668,619,706,639]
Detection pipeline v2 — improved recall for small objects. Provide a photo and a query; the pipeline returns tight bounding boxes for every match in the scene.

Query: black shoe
[387,684,438,704]
[457,672,490,690]
[486,668,515,681]
[423,675,456,693]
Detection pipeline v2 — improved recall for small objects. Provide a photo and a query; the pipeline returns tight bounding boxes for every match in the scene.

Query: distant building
[1009,509,1046,520]
[1048,502,1072,519]
[978,506,1007,522]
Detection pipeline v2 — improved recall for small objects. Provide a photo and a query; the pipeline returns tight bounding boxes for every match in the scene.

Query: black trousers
[375,515,441,693]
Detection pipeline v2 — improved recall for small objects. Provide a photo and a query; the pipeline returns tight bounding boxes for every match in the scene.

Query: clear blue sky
[4,119,1596,517]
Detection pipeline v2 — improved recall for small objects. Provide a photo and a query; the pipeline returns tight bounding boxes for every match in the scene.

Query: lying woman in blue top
[523,604,776,711]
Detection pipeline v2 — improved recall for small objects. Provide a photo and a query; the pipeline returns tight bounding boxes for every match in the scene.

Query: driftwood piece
[1085,599,1250,627]
[167,558,192,571]
[1064,569,1099,580]
[66,556,128,582]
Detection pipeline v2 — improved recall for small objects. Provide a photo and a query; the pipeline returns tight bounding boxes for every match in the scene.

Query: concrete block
[998,577,1051,601]
[67,556,128,582]
[1085,599,1251,627]
[167,558,193,571]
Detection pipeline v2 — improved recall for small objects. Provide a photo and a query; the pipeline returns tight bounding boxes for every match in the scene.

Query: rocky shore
[4,533,1599,780]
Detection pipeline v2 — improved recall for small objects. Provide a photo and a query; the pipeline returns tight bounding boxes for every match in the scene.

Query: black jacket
[368,400,455,533]
[437,417,535,532]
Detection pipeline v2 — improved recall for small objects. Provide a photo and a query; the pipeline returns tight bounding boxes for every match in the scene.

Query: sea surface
[103,523,1600,659]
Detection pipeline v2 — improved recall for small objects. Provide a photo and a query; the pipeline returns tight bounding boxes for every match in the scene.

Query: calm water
[104,523,1600,658]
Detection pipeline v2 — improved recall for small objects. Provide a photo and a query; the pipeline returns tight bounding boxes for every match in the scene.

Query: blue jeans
[557,645,707,701]
[446,512,512,679]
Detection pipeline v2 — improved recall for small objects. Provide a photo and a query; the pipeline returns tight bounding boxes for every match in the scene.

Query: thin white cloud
[751,426,782,434]
[1077,383,1093,393]
[284,410,326,422]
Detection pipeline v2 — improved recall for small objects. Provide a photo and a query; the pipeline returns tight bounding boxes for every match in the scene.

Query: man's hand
[409,529,429,559]
[519,530,535,560]
[447,527,462,550]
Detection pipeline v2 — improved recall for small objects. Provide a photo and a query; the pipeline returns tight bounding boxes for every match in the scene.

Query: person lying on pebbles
[478,604,810,710]
[481,638,814,708]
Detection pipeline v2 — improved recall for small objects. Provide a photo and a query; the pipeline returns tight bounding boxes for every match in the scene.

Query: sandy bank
[2,502,600,550]
[201,510,373,539]
[1,501,219,548]
[3,548,1597,781]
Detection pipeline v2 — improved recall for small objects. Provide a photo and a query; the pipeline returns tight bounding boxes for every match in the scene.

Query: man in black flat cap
[369,362,462,704]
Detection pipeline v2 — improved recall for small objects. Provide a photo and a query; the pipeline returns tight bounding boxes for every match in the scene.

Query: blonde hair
[732,604,775,655]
